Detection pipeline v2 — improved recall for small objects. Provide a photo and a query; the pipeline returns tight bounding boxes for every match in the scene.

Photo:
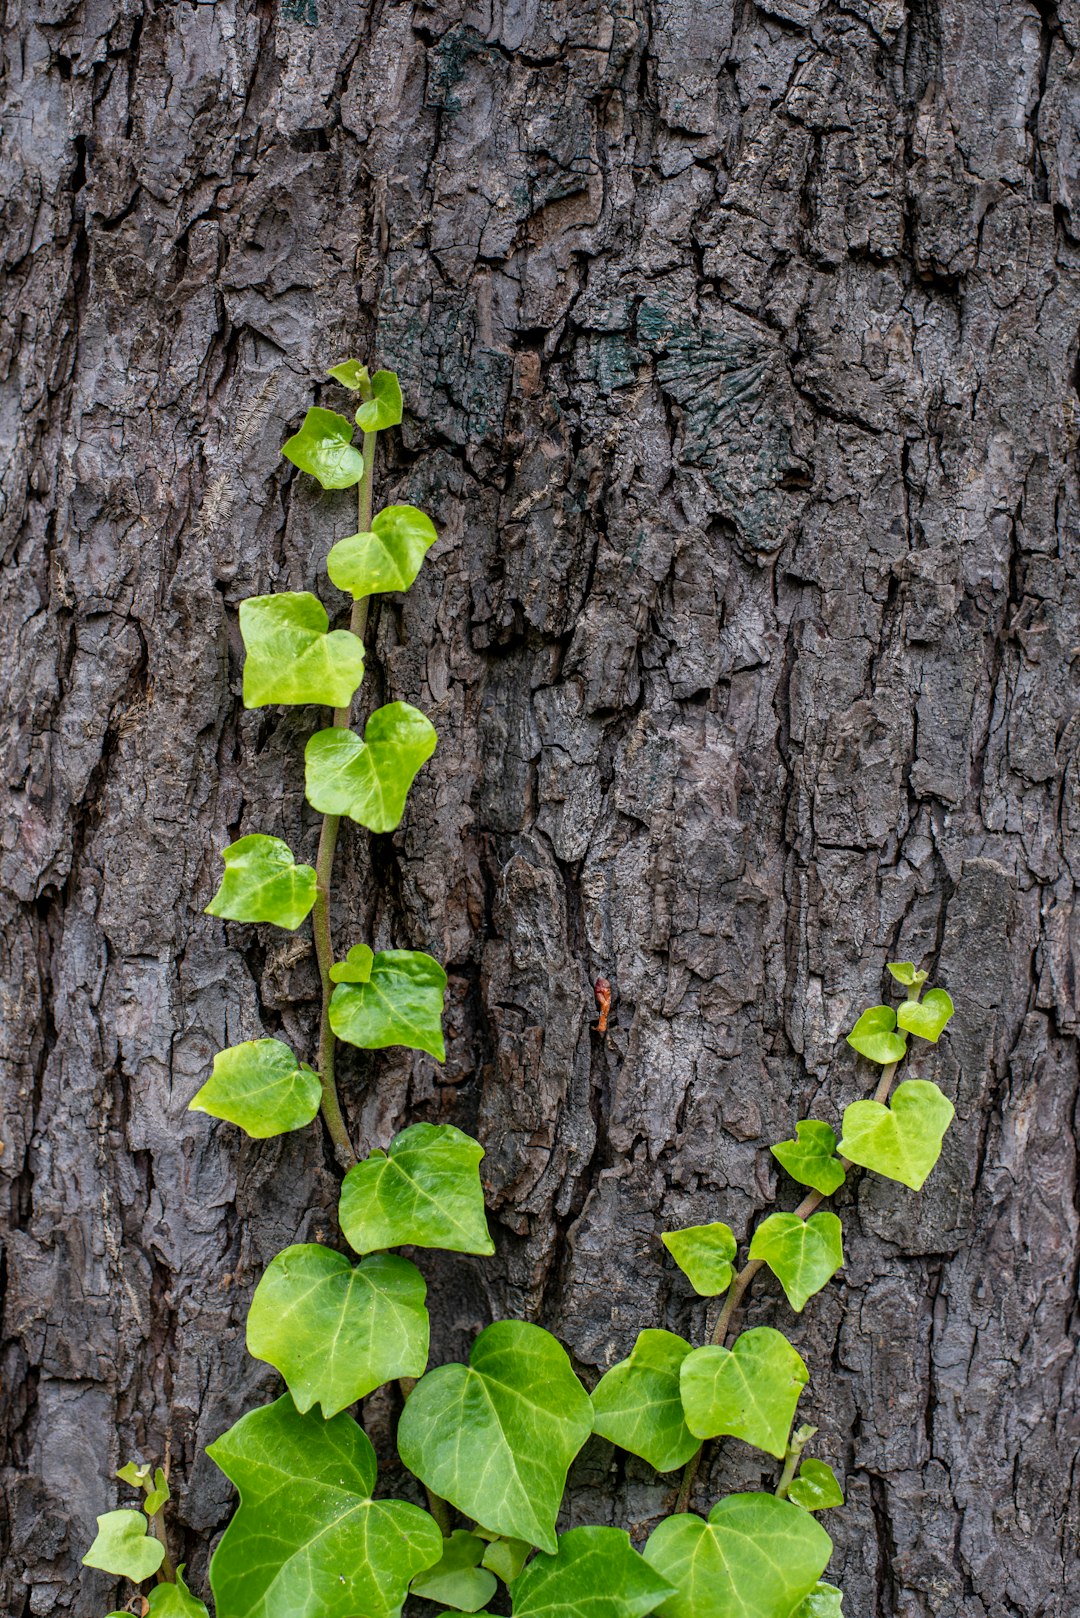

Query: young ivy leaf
[327,504,438,601]
[109,1567,210,1618]
[246,1246,429,1418]
[660,1223,736,1296]
[207,1395,441,1618]
[770,1121,846,1197]
[846,1005,908,1065]
[788,1459,845,1513]
[478,1534,531,1585]
[590,1329,699,1473]
[896,987,954,1043]
[143,1467,170,1516]
[838,1078,954,1191]
[282,406,365,489]
[239,593,365,709]
[339,1121,494,1256]
[510,1526,675,1618]
[679,1327,809,1459]
[643,1494,832,1618]
[886,960,928,988]
[327,359,370,391]
[205,834,317,931]
[409,1530,497,1613]
[747,1211,844,1313]
[189,1038,321,1139]
[355,369,403,432]
[83,1509,165,1581]
[793,1583,844,1617]
[397,1319,593,1554]
[304,702,437,832]
[329,948,447,1060]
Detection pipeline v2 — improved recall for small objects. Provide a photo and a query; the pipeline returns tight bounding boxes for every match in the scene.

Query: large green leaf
[660,1223,736,1296]
[747,1212,844,1312]
[679,1328,808,1459]
[206,834,317,930]
[397,1320,593,1553]
[329,946,447,1060]
[410,1531,497,1612]
[282,406,365,488]
[189,1039,321,1139]
[246,1246,428,1417]
[240,593,365,709]
[837,1079,954,1191]
[207,1395,441,1618]
[328,504,438,601]
[793,1584,843,1617]
[355,370,403,431]
[770,1121,846,1197]
[644,1495,832,1618]
[339,1122,493,1256]
[845,1005,907,1065]
[108,1568,210,1617]
[788,1460,844,1513]
[305,702,437,831]
[896,987,954,1043]
[591,1329,698,1473]
[510,1527,675,1618]
[83,1509,164,1580]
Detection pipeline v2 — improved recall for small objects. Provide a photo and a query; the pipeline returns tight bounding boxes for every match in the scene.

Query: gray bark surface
[2,2,1079,1614]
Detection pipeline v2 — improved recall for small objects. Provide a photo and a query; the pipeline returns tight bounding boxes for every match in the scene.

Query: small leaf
[896,987,954,1043]
[479,1535,531,1584]
[330,942,374,983]
[886,961,927,988]
[189,1038,321,1139]
[282,406,365,489]
[846,1005,908,1065]
[747,1211,844,1312]
[330,949,447,1060]
[679,1327,808,1459]
[397,1320,593,1554]
[246,1245,429,1417]
[327,504,438,601]
[838,1078,954,1191]
[305,702,437,832]
[208,1395,441,1618]
[339,1122,493,1255]
[239,592,365,709]
[510,1526,675,1618]
[355,370,403,431]
[327,359,370,391]
[143,1567,211,1617]
[793,1583,844,1617]
[143,1464,170,1515]
[591,1329,699,1473]
[410,1531,497,1612]
[206,835,317,931]
[788,1459,845,1513]
[660,1223,736,1296]
[116,1461,150,1488]
[643,1494,832,1618]
[82,1509,165,1581]
[771,1121,847,1197]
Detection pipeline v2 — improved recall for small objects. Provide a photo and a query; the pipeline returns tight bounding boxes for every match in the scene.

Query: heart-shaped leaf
[246,1246,428,1417]
[793,1584,844,1617]
[355,370,403,432]
[327,504,438,601]
[479,1535,531,1584]
[886,961,927,989]
[896,987,954,1043]
[206,835,317,931]
[771,1121,847,1197]
[240,593,365,709]
[643,1494,832,1618]
[329,948,447,1059]
[339,1122,493,1256]
[838,1079,954,1190]
[747,1212,844,1312]
[660,1223,736,1296]
[679,1327,808,1459]
[83,1509,165,1581]
[410,1531,497,1612]
[846,1005,907,1065]
[143,1467,170,1515]
[208,1395,441,1618]
[327,359,369,391]
[108,1567,209,1617]
[305,702,437,831]
[510,1526,675,1618]
[591,1329,699,1473]
[397,1320,593,1553]
[189,1039,321,1139]
[282,406,365,488]
[788,1459,844,1513]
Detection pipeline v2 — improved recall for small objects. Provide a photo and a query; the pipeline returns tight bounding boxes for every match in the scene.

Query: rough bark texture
[2,2,1080,1614]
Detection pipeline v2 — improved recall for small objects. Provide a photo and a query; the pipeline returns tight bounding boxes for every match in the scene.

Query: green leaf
[846,1005,908,1065]
[355,370,403,432]
[793,1584,843,1617]
[679,1327,808,1459]
[510,1526,675,1618]
[591,1329,699,1473]
[189,1039,321,1139]
[771,1120,847,1197]
[116,1461,151,1488]
[142,1567,211,1617]
[410,1531,497,1612]
[282,406,365,489]
[330,942,375,983]
[660,1223,736,1296]
[327,504,438,601]
[246,1246,429,1417]
[82,1509,165,1581]
[479,1535,531,1584]
[305,702,437,831]
[896,987,954,1043]
[239,592,365,709]
[143,1467,170,1515]
[837,1078,954,1191]
[644,1495,832,1618]
[207,1395,441,1618]
[206,834,317,931]
[339,1122,494,1256]
[327,359,370,391]
[886,961,927,988]
[747,1212,844,1313]
[788,1459,844,1513]
[330,948,447,1060]
[397,1320,593,1553]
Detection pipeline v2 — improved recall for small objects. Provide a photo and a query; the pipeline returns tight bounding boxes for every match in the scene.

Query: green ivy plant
[83,365,959,1618]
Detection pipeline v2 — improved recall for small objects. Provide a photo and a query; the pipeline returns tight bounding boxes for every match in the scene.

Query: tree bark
[2,3,1079,1615]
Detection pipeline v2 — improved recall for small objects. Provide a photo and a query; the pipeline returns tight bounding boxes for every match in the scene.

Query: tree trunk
[3,3,1078,1614]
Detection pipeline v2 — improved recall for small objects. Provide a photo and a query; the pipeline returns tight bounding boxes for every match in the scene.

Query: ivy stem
[773,1426,813,1500]
[148,1504,176,1584]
